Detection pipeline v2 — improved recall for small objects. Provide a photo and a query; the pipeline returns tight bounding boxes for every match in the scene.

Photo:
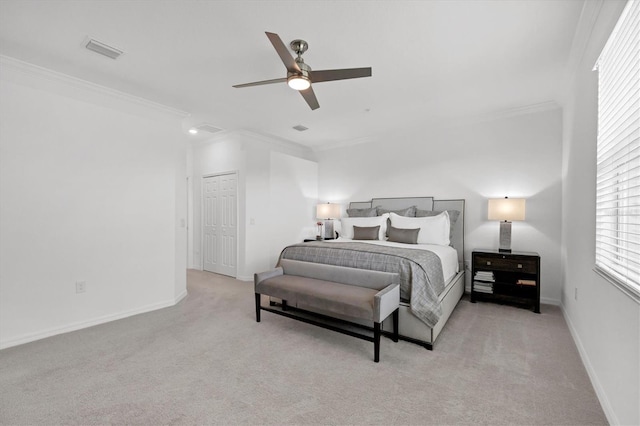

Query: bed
[275,196,465,350]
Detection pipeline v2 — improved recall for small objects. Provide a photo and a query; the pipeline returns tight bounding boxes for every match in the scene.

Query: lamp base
[499,221,512,252]
[323,220,334,239]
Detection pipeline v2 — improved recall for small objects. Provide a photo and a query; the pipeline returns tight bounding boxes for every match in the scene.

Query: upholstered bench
[254,259,400,362]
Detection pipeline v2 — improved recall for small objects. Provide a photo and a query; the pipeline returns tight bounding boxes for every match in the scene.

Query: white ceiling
[0,0,584,149]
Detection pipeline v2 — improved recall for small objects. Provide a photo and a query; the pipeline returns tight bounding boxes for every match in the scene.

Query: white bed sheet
[330,237,460,283]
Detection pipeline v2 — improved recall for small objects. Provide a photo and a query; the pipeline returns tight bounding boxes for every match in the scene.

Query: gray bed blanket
[279,241,445,328]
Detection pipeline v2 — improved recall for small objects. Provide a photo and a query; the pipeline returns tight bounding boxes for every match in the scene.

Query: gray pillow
[353,225,380,240]
[347,207,377,217]
[376,206,416,217]
[415,209,460,241]
[387,225,419,244]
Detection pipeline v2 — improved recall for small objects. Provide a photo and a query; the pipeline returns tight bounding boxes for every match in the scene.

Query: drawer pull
[486,261,491,266]
[518,264,523,269]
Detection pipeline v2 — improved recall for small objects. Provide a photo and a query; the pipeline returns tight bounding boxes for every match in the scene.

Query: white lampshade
[316,203,341,219]
[488,198,526,221]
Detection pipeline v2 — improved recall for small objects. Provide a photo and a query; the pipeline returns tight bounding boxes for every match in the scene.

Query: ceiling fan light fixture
[287,75,311,91]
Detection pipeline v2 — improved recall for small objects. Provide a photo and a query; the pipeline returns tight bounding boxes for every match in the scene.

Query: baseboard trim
[540,296,561,306]
[0,291,188,350]
[560,303,617,425]
[174,289,188,304]
[236,275,253,282]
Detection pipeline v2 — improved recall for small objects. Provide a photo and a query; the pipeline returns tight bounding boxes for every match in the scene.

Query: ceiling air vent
[293,125,308,132]
[196,124,223,134]
[85,38,123,60]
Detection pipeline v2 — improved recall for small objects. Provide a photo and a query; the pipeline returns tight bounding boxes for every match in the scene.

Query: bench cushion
[257,275,378,321]
[279,259,399,291]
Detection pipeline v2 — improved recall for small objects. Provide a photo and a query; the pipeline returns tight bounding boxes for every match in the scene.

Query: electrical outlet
[76,281,86,294]
[464,260,471,271]
[574,287,578,301]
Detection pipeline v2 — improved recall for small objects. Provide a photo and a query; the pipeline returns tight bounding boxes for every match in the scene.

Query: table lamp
[488,197,526,252]
[316,203,341,240]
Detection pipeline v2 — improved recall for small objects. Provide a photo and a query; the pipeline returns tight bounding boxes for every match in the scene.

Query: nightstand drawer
[474,256,537,274]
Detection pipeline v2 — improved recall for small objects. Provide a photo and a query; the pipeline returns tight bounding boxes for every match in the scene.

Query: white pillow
[339,213,389,240]
[389,211,450,246]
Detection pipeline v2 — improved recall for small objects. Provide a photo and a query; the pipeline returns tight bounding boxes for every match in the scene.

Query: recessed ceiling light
[293,125,308,132]
[188,128,198,135]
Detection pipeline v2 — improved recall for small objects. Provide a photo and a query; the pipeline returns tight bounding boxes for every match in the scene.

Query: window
[594,0,640,300]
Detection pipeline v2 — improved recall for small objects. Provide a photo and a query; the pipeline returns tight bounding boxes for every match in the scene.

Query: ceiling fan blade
[233,77,287,88]
[299,87,320,110]
[265,32,300,74]
[310,67,372,83]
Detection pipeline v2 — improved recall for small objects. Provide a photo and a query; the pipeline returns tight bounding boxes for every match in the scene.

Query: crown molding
[560,0,605,102]
[0,55,189,118]
[232,129,316,158]
[451,100,561,127]
[242,129,315,156]
[189,128,316,160]
[187,128,234,145]
[313,100,560,152]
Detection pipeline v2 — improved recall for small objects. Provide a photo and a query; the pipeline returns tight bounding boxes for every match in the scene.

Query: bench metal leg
[392,309,399,342]
[255,293,261,322]
[374,322,381,363]
[282,300,288,311]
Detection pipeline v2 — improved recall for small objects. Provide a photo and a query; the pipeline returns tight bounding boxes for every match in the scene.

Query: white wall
[316,107,563,303]
[0,57,188,349]
[190,131,317,280]
[269,151,319,266]
[561,1,639,424]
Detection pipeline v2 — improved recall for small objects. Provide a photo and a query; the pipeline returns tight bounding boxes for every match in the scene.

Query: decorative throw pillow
[339,214,389,240]
[389,211,450,246]
[415,209,460,242]
[346,207,378,217]
[353,225,381,240]
[387,225,419,244]
[376,206,416,217]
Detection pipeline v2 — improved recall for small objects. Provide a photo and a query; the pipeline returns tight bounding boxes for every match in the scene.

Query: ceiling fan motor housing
[291,60,311,78]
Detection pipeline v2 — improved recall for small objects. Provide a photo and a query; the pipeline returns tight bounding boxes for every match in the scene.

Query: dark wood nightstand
[303,238,335,242]
[471,249,540,313]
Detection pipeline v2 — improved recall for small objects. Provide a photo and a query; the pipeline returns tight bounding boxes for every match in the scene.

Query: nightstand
[471,249,540,313]
[303,238,335,242]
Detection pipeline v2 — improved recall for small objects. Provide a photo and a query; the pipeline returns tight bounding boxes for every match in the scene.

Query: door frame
[200,170,239,276]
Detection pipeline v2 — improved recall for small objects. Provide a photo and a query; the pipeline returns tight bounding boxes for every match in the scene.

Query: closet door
[218,174,237,277]
[203,173,237,277]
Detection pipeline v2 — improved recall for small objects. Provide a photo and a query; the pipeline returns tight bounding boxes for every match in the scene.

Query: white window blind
[594,0,640,299]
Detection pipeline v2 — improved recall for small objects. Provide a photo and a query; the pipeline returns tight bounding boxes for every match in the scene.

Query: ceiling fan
[233,32,372,110]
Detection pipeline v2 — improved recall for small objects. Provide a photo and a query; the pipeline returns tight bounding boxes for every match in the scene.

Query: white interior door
[219,174,237,277]
[203,173,237,277]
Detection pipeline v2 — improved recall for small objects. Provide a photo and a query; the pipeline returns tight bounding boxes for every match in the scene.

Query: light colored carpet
[0,269,606,425]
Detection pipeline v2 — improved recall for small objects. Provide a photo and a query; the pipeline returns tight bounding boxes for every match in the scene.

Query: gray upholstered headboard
[348,197,465,269]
